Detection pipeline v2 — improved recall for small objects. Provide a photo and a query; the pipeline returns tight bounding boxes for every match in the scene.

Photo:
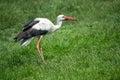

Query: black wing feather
[14,29,48,42]
[23,20,39,31]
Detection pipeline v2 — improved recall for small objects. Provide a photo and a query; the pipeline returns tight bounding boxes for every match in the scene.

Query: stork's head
[57,15,77,21]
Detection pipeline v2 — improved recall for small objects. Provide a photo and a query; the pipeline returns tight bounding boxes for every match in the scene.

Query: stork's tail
[21,37,34,47]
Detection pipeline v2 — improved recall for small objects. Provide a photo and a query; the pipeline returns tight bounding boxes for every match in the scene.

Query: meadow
[0,0,120,80]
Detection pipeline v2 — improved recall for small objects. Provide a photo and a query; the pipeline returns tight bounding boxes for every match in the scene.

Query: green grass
[0,0,120,80]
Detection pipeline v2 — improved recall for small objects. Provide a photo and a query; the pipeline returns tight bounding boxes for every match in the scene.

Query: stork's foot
[37,60,41,65]
[39,48,46,63]
[37,59,46,65]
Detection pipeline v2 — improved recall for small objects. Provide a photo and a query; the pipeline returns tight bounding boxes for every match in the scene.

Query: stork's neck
[57,19,62,27]
[55,20,63,30]
[52,19,63,32]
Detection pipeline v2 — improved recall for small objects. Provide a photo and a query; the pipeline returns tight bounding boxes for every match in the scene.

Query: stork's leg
[36,36,45,63]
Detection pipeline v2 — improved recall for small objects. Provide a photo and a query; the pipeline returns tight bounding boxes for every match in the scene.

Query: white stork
[14,14,77,63]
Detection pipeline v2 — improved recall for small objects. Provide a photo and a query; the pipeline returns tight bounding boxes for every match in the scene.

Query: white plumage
[32,18,54,31]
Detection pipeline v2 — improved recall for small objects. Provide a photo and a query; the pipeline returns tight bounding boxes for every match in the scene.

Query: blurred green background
[0,0,120,80]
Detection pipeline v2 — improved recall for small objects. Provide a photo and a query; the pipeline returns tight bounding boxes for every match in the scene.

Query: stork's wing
[23,20,39,31]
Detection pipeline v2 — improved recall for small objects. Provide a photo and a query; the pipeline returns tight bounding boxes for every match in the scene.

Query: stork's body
[14,15,77,63]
